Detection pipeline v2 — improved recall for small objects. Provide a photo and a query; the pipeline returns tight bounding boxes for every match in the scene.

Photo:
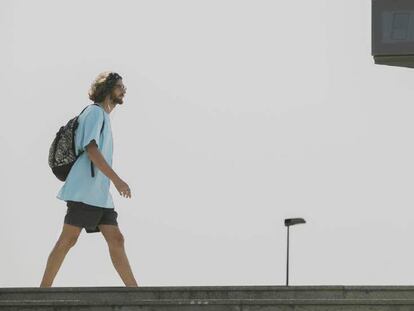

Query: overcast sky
[3,0,414,288]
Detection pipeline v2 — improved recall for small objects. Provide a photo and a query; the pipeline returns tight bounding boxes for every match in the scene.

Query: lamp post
[284,217,306,286]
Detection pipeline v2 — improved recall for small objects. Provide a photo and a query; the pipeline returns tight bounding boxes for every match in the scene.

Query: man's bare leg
[39,224,82,287]
[98,224,139,287]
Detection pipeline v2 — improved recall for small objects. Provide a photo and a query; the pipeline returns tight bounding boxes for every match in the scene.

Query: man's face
[110,79,127,105]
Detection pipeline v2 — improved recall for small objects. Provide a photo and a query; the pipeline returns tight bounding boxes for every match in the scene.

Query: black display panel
[372,0,414,67]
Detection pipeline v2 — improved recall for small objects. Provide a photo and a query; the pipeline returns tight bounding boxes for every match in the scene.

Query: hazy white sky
[3,0,414,287]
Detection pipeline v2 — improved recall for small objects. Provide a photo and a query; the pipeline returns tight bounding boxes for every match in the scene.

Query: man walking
[40,71,139,287]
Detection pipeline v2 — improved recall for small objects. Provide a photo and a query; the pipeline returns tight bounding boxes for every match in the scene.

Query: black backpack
[48,103,105,181]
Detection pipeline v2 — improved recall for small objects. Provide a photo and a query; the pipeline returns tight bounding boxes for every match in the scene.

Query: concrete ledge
[3,286,414,310]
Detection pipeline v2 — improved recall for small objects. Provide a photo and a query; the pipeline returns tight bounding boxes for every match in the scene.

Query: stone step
[3,285,414,300]
[2,286,414,310]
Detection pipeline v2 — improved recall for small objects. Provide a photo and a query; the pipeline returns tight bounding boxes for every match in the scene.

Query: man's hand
[86,140,131,198]
[114,178,131,198]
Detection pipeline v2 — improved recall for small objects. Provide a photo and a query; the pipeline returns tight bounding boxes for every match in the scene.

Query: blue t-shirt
[56,104,114,209]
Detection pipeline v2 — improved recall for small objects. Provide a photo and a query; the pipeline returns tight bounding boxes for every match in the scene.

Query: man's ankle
[39,281,53,288]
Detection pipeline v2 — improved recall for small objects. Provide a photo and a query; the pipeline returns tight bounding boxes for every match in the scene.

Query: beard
[110,92,123,105]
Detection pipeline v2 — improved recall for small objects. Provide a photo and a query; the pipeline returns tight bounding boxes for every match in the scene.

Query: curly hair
[88,71,123,103]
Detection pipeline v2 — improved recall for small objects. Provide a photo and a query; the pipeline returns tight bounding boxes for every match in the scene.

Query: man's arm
[86,140,120,183]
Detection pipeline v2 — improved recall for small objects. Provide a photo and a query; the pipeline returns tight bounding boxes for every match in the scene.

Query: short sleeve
[76,107,104,155]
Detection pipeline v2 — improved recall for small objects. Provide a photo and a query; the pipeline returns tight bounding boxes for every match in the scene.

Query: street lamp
[284,217,306,286]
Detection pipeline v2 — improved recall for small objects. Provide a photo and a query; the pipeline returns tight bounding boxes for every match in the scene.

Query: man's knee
[56,236,78,248]
[56,224,82,248]
[107,233,124,247]
[99,224,125,246]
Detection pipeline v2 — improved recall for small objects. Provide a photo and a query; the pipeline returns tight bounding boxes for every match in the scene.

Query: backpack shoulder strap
[100,110,105,134]
[90,103,105,133]
[89,104,106,178]
[78,103,96,116]
[79,103,105,132]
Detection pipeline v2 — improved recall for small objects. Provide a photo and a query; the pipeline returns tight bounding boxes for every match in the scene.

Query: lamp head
[284,218,306,227]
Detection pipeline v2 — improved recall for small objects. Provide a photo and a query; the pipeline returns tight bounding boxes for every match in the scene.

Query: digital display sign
[372,0,414,67]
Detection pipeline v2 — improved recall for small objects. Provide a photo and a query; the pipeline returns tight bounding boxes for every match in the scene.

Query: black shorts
[64,200,118,234]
